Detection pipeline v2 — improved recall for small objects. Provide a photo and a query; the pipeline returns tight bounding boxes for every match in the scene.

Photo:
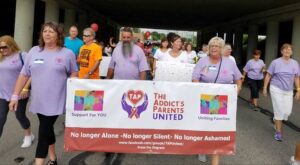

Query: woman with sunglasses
[0,35,34,147]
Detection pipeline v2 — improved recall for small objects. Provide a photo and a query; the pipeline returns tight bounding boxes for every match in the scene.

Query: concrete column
[226,31,234,45]
[292,15,300,62]
[14,0,35,51]
[196,30,203,49]
[44,0,59,22]
[78,13,88,35]
[233,26,243,66]
[64,8,76,32]
[265,21,279,66]
[247,24,258,61]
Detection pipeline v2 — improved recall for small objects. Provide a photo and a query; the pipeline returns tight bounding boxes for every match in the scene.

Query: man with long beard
[107,27,148,80]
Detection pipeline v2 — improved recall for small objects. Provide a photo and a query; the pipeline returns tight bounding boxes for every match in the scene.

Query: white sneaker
[289,156,300,165]
[198,154,207,162]
[21,134,34,148]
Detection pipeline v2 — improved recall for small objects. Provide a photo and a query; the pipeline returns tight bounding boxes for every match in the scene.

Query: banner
[65,79,237,155]
[99,56,111,77]
[154,61,195,82]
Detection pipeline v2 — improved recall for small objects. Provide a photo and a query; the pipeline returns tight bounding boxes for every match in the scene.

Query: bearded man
[107,27,149,80]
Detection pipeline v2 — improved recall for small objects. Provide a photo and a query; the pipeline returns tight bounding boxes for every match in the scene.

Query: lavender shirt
[243,59,265,80]
[0,52,26,101]
[109,43,149,80]
[21,46,78,116]
[192,56,242,84]
[267,58,299,91]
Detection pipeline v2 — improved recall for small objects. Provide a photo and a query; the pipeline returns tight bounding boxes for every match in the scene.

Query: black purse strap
[213,57,222,83]
[19,52,24,66]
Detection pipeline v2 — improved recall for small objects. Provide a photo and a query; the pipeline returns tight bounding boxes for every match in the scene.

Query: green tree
[132,27,141,33]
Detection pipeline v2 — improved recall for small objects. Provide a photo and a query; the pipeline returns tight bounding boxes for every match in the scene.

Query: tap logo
[121,90,148,119]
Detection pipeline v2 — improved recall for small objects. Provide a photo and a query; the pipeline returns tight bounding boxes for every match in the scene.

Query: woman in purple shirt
[9,22,78,165]
[242,50,266,111]
[0,35,34,147]
[192,37,242,165]
[263,43,300,142]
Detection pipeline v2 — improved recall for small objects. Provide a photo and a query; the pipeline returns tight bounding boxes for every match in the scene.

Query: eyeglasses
[0,46,8,50]
[83,34,91,37]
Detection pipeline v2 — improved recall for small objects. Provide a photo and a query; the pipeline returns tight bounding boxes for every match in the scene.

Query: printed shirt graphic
[78,43,102,79]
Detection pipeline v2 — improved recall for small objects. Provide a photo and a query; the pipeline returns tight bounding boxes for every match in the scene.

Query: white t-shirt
[185,50,197,64]
[159,50,188,63]
[153,48,170,60]
[197,51,208,58]
[228,55,236,64]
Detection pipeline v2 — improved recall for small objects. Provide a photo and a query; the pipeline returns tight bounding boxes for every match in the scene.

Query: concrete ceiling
[82,0,300,30]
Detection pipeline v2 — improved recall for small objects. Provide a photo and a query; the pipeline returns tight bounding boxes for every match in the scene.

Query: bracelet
[10,94,19,101]
[297,87,300,91]
[22,88,29,92]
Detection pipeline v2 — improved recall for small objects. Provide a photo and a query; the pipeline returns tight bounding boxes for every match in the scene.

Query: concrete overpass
[1,0,300,66]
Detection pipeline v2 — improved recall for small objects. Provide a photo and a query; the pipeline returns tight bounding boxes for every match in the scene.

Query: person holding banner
[192,36,242,165]
[9,21,78,165]
[153,37,169,77]
[157,34,188,63]
[78,28,102,79]
[107,27,149,80]
[263,43,300,142]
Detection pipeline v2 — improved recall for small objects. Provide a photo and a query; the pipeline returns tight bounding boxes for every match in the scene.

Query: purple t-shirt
[0,52,26,101]
[109,43,149,80]
[243,59,265,80]
[267,58,299,91]
[21,46,78,116]
[192,56,242,84]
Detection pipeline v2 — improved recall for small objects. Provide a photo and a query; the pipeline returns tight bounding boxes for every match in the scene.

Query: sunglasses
[0,46,8,50]
[83,34,91,37]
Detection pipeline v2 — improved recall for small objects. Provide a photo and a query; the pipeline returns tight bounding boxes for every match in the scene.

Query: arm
[84,60,101,79]
[241,71,247,82]
[19,77,31,99]
[9,74,30,111]
[263,73,272,96]
[107,68,114,79]
[109,37,116,48]
[294,76,300,100]
[70,71,78,78]
[235,79,242,94]
[139,71,146,80]
[192,79,200,82]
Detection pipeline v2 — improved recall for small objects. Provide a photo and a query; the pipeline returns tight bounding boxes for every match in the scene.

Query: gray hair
[208,37,225,49]
[121,27,133,34]
[83,27,96,37]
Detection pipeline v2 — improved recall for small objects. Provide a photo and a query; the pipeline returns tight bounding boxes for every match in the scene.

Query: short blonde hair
[208,37,225,49]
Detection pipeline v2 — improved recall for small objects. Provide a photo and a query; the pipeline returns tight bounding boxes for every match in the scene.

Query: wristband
[22,88,29,92]
[297,88,300,91]
[11,94,19,101]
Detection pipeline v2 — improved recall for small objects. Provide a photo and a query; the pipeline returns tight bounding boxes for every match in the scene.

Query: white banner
[65,79,237,154]
[99,56,111,77]
[154,61,195,82]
